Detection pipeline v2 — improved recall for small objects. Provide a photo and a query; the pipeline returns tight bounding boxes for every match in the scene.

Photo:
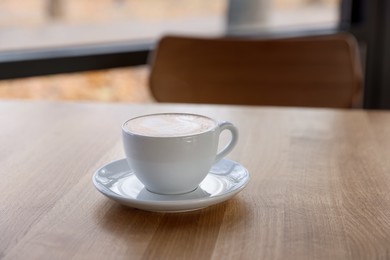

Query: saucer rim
[92,158,250,210]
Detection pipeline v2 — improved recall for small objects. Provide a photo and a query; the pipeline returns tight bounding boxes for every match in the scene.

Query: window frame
[0,40,152,80]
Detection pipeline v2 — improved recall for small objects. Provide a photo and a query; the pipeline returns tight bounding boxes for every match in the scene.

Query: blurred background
[0,0,339,103]
[0,0,387,108]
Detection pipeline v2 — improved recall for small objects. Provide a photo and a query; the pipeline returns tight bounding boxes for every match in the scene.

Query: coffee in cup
[125,113,215,137]
[122,113,238,194]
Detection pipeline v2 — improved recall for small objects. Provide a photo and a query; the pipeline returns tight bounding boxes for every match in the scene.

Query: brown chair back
[149,33,363,108]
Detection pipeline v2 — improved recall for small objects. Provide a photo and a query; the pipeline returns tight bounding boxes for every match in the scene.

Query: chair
[148,33,363,108]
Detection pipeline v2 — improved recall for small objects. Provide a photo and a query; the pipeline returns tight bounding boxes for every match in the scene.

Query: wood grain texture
[1,101,390,260]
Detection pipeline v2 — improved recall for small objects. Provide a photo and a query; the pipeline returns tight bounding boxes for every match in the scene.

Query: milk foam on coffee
[125,114,216,137]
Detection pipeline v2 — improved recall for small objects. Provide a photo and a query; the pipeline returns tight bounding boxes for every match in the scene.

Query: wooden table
[2,100,390,259]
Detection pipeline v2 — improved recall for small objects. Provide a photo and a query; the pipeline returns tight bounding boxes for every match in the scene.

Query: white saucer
[93,158,249,212]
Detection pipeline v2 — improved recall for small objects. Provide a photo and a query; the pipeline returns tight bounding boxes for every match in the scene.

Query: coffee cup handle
[215,121,238,162]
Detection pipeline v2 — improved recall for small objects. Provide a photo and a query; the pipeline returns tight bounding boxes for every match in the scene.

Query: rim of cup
[122,112,219,138]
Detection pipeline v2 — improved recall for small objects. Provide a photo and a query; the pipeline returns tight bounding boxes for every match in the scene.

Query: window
[0,0,341,102]
[1,0,339,52]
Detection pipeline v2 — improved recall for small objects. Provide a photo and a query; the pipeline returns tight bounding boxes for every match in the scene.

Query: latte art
[125,114,216,137]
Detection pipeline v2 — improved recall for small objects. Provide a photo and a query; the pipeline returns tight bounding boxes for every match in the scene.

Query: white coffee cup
[122,113,238,194]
